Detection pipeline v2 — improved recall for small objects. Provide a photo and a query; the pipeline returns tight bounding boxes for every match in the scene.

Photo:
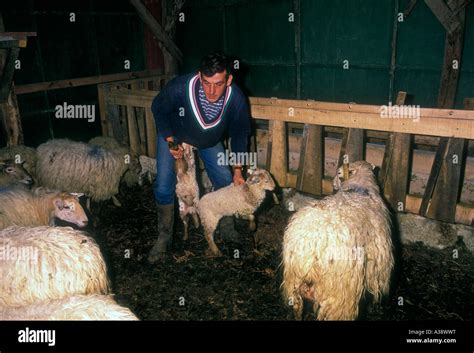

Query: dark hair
[199,52,231,77]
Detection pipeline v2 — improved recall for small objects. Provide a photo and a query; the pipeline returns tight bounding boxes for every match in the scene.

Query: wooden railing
[98,79,474,226]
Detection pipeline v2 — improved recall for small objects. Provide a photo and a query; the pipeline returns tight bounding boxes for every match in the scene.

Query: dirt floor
[87,184,474,321]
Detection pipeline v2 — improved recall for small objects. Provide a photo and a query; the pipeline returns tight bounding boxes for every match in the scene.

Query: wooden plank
[15,69,165,94]
[127,105,140,154]
[132,82,147,156]
[0,47,20,103]
[0,83,24,146]
[97,84,109,137]
[380,92,412,210]
[421,6,466,223]
[338,128,364,167]
[0,32,37,40]
[145,108,157,158]
[107,90,157,108]
[130,0,183,63]
[296,124,323,195]
[426,138,466,222]
[250,98,474,139]
[269,120,287,186]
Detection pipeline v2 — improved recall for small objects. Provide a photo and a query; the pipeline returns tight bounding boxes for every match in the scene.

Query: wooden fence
[98,77,474,226]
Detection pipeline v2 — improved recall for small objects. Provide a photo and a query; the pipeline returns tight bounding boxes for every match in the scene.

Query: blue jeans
[153,137,232,205]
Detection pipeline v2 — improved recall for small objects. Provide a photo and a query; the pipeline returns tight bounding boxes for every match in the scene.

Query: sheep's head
[246,168,276,191]
[333,160,379,194]
[0,159,34,188]
[53,192,88,227]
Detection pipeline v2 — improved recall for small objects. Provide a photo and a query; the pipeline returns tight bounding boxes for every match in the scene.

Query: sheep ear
[248,176,260,184]
[55,198,64,210]
[70,192,84,198]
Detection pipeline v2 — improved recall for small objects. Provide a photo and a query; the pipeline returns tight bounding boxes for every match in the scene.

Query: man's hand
[233,166,245,186]
[166,136,184,159]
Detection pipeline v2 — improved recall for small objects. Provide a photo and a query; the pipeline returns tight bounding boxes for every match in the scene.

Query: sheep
[197,168,276,256]
[0,145,37,178]
[0,295,138,320]
[0,226,110,307]
[0,187,88,229]
[175,143,200,241]
[138,155,157,186]
[36,139,129,207]
[282,161,394,320]
[88,136,141,188]
[281,188,319,212]
[0,159,33,189]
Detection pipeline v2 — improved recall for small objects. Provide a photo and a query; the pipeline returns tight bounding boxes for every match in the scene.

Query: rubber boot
[219,216,241,245]
[148,203,175,263]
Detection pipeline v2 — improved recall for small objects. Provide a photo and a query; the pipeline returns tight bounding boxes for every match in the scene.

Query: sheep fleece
[282,169,393,320]
[0,295,137,320]
[0,226,110,307]
[36,139,128,201]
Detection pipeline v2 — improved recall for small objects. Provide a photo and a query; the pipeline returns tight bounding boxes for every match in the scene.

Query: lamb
[0,226,110,307]
[88,136,141,188]
[282,161,394,320]
[36,139,129,207]
[197,168,276,256]
[0,187,88,229]
[0,159,33,189]
[0,145,37,178]
[0,295,138,320]
[175,143,200,240]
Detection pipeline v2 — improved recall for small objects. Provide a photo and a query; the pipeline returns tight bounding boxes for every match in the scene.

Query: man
[148,52,251,263]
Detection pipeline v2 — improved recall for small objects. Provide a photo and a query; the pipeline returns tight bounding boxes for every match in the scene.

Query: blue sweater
[151,73,251,153]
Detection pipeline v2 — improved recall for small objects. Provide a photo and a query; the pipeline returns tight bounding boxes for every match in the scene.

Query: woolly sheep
[36,139,129,207]
[138,155,157,186]
[175,143,200,240]
[0,145,37,178]
[0,159,33,189]
[88,136,141,188]
[0,226,110,307]
[198,168,276,256]
[282,161,394,320]
[0,187,88,229]
[281,188,319,212]
[0,295,138,320]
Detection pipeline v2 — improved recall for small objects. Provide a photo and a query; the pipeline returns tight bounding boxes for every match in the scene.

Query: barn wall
[176,0,474,107]
[1,0,146,146]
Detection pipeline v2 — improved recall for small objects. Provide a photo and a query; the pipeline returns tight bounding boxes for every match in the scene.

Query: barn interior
[1,0,473,327]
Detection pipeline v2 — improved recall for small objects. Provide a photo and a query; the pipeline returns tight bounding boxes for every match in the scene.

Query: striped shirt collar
[187,73,233,130]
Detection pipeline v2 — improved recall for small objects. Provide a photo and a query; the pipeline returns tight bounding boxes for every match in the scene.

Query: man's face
[199,71,233,103]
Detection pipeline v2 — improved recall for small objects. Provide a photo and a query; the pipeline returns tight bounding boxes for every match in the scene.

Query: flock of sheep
[0,136,394,321]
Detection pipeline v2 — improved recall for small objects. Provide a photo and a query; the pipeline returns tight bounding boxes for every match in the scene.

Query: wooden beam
[268,120,287,186]
[250,97,474,139]
[296,124,323,195]
[337,128,364,167]
[424,0,461,33]
[0,47,20,103]
[0,83,23,146]
[129,0,183,64]
[0,32,37,40]
[420,5,467,223]
[15,69,166,94]
[380,92,412,211]
[145,108,157,158]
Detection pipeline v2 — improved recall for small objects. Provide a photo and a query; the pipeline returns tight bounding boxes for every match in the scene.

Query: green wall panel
[301,0,393,66]
[242,65,297,98]
[393,69,441,107]
[301,66,389,104]
[225,0,294,63]
[176,5,225,74]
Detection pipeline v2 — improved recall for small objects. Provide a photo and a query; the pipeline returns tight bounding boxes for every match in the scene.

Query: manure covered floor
[88,184,474,320]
